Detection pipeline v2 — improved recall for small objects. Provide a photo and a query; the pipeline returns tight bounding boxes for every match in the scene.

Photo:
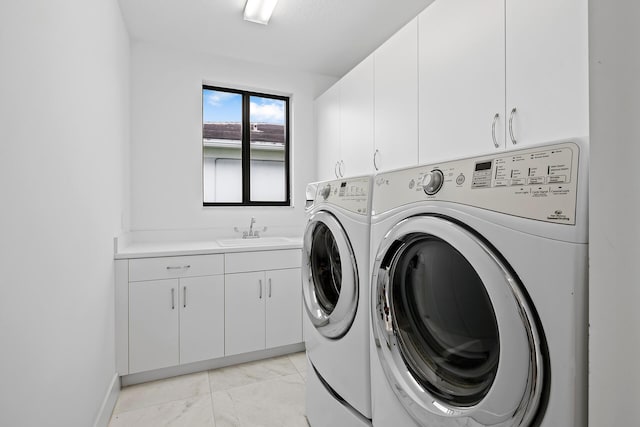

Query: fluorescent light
[243,0,279,25]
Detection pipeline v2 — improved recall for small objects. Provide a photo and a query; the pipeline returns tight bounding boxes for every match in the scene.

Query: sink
[216,237,292,247]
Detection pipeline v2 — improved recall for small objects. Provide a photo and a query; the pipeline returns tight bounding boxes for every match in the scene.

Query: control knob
[320,184,331,200]
[423,169,444,195]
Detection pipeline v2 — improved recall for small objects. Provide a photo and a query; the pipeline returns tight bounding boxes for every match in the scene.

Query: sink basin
[217,237,292,247]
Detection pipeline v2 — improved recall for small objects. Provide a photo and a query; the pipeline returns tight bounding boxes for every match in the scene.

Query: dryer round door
[302,211,358,339]
[371,215,545,427]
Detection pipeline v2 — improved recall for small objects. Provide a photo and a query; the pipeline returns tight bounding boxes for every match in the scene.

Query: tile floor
[109,352,309,427]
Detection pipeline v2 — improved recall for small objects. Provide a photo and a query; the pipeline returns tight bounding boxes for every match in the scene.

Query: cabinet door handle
[259,279,263,299]
[166,265,190,270]
[509,107,517,145]
[268,278,272,298]
[334,162,339,178]
[171,288,175,310]
[491,113,500,148]
[183,286,187,308]
[373,149,380,171]
[339,160,345,177]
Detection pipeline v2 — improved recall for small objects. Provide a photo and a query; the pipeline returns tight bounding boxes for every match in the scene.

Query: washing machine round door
[302,210,358,339]
[371,215,545,427]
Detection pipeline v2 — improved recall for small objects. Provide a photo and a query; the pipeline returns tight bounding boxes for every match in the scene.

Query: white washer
[369,139,588,427]
[303,176,373,427]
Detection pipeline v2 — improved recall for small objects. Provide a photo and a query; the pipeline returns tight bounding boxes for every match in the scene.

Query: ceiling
[118,0,435,77]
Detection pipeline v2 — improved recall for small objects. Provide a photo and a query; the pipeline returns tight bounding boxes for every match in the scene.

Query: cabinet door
[179,275,225,365]
[225,272,266,356]
[419,0,505,163]
[316,84,341,181]
[129,279,179,373]
[505,0,589,147]
[265,268,303,348]
[375,18,419,172]
[340,55,374,177]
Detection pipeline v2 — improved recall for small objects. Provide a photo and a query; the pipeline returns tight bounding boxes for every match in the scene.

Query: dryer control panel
[372,142,581,224]
[315,176,371,215]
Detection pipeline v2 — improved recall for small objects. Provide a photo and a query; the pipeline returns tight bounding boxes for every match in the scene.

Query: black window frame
[202,84,291,207]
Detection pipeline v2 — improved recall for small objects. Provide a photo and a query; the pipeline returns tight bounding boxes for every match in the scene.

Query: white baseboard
[122,342,305,386]
[93,373,120,427]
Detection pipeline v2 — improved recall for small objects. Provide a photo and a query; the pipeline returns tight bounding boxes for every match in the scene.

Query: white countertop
[115,237,303,259]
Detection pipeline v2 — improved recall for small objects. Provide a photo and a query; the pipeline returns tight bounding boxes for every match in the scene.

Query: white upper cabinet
[418,0,588,163]
[419,0,506,164]
[316,84,341,181]
[505,0,589,146]
[340,55,375,178]
[375,18,419,172]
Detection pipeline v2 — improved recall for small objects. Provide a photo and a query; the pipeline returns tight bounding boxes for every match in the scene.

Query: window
[202,85,290,206]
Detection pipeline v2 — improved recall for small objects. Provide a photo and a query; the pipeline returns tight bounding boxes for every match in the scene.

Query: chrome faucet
[249,217,256,237]
[234,217,267,239]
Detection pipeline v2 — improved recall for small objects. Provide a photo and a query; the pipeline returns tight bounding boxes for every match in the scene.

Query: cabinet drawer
[129,254,224,282]
[225,249,301,273]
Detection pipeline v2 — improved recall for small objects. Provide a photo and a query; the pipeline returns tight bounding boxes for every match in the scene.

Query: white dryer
[369,140,588,427]
[303,176,373,427]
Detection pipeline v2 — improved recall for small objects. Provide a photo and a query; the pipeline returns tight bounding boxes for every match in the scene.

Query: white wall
[589,1,640,424]
[0,1,130,426]
[129,42,337,241]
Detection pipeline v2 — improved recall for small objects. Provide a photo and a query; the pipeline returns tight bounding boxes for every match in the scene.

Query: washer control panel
[372,142,581,224]
[316,176,371,215]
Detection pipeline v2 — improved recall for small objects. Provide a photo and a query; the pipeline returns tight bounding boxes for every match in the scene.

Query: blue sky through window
[203,89,285,125]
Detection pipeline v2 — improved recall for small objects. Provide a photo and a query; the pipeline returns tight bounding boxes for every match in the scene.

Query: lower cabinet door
[129,279,179,373]
[225,271,266,356]
[179,275,225,365]
[266,268,302,348]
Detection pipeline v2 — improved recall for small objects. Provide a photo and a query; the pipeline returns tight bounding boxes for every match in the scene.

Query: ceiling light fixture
[243,0,279,25]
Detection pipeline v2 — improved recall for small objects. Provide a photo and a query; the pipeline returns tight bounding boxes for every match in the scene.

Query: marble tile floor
[109,352,309,427]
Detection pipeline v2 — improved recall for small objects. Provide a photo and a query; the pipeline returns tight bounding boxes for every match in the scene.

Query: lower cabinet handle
[509,107,517,145]
[491,113,500,148]
[259,279,263,299]
[171,288,175,310]
[183,286,187,308]
[268,278,272,298]
[339,160,345,177]
[373,149,380,171]
[334,162,339,178]
[166,265,191,270]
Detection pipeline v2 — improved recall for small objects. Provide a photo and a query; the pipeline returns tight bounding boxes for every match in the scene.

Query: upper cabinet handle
[334,161,339,178]
[373,149,380,171]
[491,113,500,148]
[509,107,517,145]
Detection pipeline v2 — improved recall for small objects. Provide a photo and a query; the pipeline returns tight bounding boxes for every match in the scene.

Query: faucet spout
[249,217,256,236]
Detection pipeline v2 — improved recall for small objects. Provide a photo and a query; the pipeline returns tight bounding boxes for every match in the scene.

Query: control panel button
[423,169,444,195]
[456,174,465,185]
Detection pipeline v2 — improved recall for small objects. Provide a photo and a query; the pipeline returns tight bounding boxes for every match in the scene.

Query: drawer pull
[166,265,191,270]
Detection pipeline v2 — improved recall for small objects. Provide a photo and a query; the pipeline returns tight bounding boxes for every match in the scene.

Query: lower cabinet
[129,275,225,374]
[225,268,302,356]
[117,249,303,376]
